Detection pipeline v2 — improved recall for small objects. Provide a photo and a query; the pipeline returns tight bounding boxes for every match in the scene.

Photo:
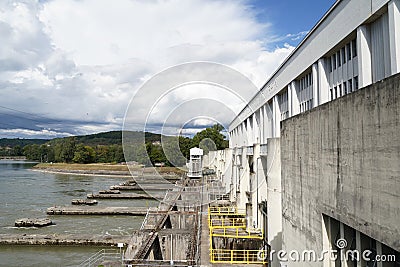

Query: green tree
[178,136,192,159]
[162,137,187,167]
[95,145,110,162]
[11,145,23,156]
[23,144,41,161]
[146,142,167,165]
[191,124,228,154]
[73,144,96,163]
[107,145,124,163]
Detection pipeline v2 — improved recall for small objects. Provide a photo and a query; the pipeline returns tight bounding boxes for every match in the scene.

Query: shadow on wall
[270,231,282,267]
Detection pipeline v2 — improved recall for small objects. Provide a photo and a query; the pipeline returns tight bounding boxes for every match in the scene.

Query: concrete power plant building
[207,0,400,266]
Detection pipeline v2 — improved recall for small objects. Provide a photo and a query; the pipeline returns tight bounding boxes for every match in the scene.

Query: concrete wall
[265,139,282,267]
[281,73,400,266]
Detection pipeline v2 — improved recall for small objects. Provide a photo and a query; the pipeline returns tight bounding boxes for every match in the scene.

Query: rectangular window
[354,76,359,90]
[333,54,337,69]
[352,39,357,58]
[343,82,347,95]
[337,51,342,67]
[327,58,332,72]
[338,84,342,97]
[341,47,346,64]
[346,43,351,61]
[334,86,337,99]
[348,79,353,93]
[330,88,333,100]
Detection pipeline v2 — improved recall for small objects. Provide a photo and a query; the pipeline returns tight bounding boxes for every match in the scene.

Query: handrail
[209,217,246,228]
[78,249,120,267]
[211,227,263,239]
[210,249,267,264]
[140,208,150,230]
[208,206,246,216]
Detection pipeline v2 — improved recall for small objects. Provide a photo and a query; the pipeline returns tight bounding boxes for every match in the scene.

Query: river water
[0,160,159,266]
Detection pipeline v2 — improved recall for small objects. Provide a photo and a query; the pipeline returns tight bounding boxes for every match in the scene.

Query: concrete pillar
[318,58,330,105]
[253,113,259,144]
[376,241,383,267]
[233,131,236,147]
[339,222,349,267]
[356,231,362,267]
[357,25,372,88]
[389,0,400,75]
[312,62,319,107]
[263,104,269,140]
[260,107,265,144]
[321,216,331,267]
[266,138,282,267]
[272,95,280,137]
[290,80,300,116]
[288,84,293,117]
[247,118,252,145]
[252,144,260,229]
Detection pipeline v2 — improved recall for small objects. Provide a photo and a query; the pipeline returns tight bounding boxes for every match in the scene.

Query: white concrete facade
[206,0,400,266]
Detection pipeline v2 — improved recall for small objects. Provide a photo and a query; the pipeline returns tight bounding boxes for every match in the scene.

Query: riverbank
[32,163,185,178]
[0,156,26,160]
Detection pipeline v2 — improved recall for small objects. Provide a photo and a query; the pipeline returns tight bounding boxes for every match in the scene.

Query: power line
[0,122,42,132]
[0,105,50,120]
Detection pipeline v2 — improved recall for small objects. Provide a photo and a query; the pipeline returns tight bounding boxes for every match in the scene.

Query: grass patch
[33,163,185,175]
[33,163,131,171]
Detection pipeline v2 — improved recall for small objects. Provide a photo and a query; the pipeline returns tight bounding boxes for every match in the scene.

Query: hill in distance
[0,131,168,148]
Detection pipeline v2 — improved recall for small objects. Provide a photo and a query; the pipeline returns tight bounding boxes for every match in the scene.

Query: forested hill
[0,131,165,161]
[1,125,228,166]
[51,130,163,146]
[0,131,163,147]
[0,138,49,148]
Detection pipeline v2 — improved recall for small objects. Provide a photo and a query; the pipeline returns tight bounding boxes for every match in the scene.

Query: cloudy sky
[0,0,335,139]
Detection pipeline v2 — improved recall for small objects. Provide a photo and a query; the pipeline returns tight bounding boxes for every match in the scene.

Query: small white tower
[187,147,203,178]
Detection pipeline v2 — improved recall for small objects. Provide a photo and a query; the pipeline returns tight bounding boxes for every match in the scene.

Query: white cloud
[0,128,72,139]
[0,0,295,139]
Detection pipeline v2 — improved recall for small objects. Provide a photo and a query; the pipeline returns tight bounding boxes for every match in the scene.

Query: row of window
[298,72,313,91]
[300,99,313,113]
[330,76,359,100]
[328,39,357,72]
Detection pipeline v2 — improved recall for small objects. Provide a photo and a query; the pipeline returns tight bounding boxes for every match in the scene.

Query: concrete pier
[109,184,175,191]
[0,234,130,246]
[87,193,163,199]
[46,206,148,215]
[14,218,53,227]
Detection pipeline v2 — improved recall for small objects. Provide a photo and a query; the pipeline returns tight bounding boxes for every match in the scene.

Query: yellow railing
[210,249,267,264]
[210,227,263,239]
[208,206,246,216]
[209,217,246,228]
[208,205,265,264]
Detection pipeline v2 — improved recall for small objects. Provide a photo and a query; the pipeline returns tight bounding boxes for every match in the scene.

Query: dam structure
[205,0,400,266]
[79,0,399,266]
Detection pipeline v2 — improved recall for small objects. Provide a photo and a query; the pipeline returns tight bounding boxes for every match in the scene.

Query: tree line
[8,125,228,166]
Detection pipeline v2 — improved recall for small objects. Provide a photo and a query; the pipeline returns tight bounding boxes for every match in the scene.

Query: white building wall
[389,0,400,74]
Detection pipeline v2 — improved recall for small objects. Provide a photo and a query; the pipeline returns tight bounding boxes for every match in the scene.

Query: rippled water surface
[0,160,159,266]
